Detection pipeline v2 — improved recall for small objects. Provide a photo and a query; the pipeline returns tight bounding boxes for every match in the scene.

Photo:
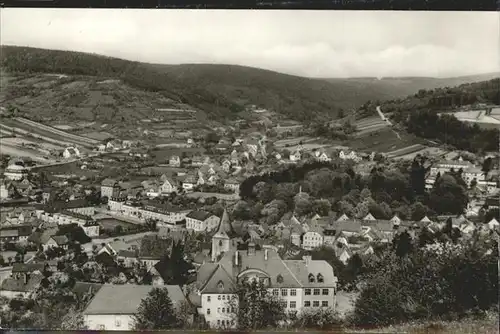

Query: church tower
[211,209,231,262]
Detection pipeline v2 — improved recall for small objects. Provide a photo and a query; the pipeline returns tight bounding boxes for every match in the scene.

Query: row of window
[304,300,329,307]
[305,288,329,295]
[272,288,297,297]
[206,307,236,315]
[206,294,236,302]
[213,319,235,327]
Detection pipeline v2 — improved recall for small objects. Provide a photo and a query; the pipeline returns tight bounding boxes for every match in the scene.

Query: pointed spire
[214,209,231,239]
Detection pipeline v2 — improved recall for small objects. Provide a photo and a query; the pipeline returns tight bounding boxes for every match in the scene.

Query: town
[1,10,499,332]
[1,117,499,330]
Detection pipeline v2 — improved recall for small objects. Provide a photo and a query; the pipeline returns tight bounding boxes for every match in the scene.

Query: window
[313,288,320,295]
[217,308,220,313]
[276,274,284,283]
[217,320,221,326]
[281,288,288,296]
[322,289,329,295]
[290,301,296,308]
[222,295,226,300]
[304,301,311,307]
[305,288,311,295]
[222,308,225,313]
[115,318,121,327]
[322,301,328,307]
[207,308,211,315]
[317,273,324,283]
[273,288,279,296]
[290,289,297,296]
[218,295,221,300]
[308,273,315,283]
[207,296,211,302]
[313,301,320,307]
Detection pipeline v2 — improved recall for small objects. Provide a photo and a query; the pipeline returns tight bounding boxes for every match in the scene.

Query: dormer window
[308,274,315,283]
[317,273,324,283]
[217,280,224,290]
[276,274,284,283]
[219,240,223,246]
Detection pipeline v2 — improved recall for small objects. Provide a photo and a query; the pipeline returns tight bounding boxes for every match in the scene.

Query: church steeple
[211,209,231,262]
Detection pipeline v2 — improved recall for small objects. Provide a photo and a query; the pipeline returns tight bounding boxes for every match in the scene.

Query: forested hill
[0,45,386,122]
[2,45,497,124]
[359,78,500,153]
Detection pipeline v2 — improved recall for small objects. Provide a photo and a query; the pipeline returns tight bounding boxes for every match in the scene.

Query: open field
[392,146,448,160]
[0,143,55,163]
[98,218,137,231]
[386,144,427,158]
[354,116,390,137]
[439,110,500,130]
[274,136,317,148]
[348,128,424,153]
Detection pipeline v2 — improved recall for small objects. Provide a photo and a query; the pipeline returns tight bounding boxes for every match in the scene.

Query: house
[101,179,121,199]
[83,220,100,237]
[44,235,69,251]
[0,268,44,299]
[314,149,331,162]
[63,147,81,159]
[186,210,221,233]
[160,177,178,195]
[290,149,301,163]
[0,225,32,243]
[221,160,231,173]
[195,242,338,329]
[117,250,139,268]
[487,218,499,230]
[169,155,181,168]
[83,284,189,330]
[302,227,324,250]
[224,178,241,193]
[182,175,197,192]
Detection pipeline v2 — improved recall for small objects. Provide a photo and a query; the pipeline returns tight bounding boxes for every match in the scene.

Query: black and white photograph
[0,9,499,332]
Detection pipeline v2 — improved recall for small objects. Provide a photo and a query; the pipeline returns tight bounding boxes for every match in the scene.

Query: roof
[0,273,43,293]
[332,220,362,233]
[101,178,119,187]
[213,209,231,239]
[72,282,103,299]
[50,235,69,245]
[186,210,214,221]
[83,284,186,315]
[283,258,336,287]
[12,263,46,273]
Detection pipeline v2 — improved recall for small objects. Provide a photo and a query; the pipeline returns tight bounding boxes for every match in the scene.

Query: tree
[294,192,312,216]
[482,157,493,176]
[392,231,414,257]
[294,307,342,330]
[133,287,181,330]
[230,280,287,330]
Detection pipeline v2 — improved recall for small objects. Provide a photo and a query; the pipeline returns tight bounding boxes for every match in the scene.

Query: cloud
[1,9,499,78]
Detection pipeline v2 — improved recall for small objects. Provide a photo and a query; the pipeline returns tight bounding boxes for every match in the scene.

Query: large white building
[194,212,338,329]
[185,210,220,232]
[83,284,187,330]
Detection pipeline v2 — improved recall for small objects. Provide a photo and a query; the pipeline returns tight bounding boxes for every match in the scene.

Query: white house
[302,229,324,250]
[290,150,301,163]
[186,210,220,232]
[169,155,181,167]
[487,218,499,230]
[195,244,338,329]
[160,178,177,194]
[83,284,188,330]
[63,147,81,159]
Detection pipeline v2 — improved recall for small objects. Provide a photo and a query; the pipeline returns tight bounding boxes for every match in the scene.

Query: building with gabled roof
[83,284,188,330]
[194,244,338,329]
[186,210,220,233]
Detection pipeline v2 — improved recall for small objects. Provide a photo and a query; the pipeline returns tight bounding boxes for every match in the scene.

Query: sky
[1,9,499,78]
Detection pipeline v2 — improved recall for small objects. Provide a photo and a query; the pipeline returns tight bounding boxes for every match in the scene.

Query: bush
[350,237,498,327]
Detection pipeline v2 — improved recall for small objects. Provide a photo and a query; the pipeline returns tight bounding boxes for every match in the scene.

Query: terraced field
[354,116,390,137]
[386,144,427,158]
[1,117,98,149]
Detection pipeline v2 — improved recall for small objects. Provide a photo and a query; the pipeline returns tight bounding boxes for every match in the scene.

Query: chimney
[234,250,239,266]
[248,242,255,256]
[264,249,268,260]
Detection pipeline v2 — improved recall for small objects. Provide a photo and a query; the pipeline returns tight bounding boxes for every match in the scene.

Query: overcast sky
[1,9,499,78]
